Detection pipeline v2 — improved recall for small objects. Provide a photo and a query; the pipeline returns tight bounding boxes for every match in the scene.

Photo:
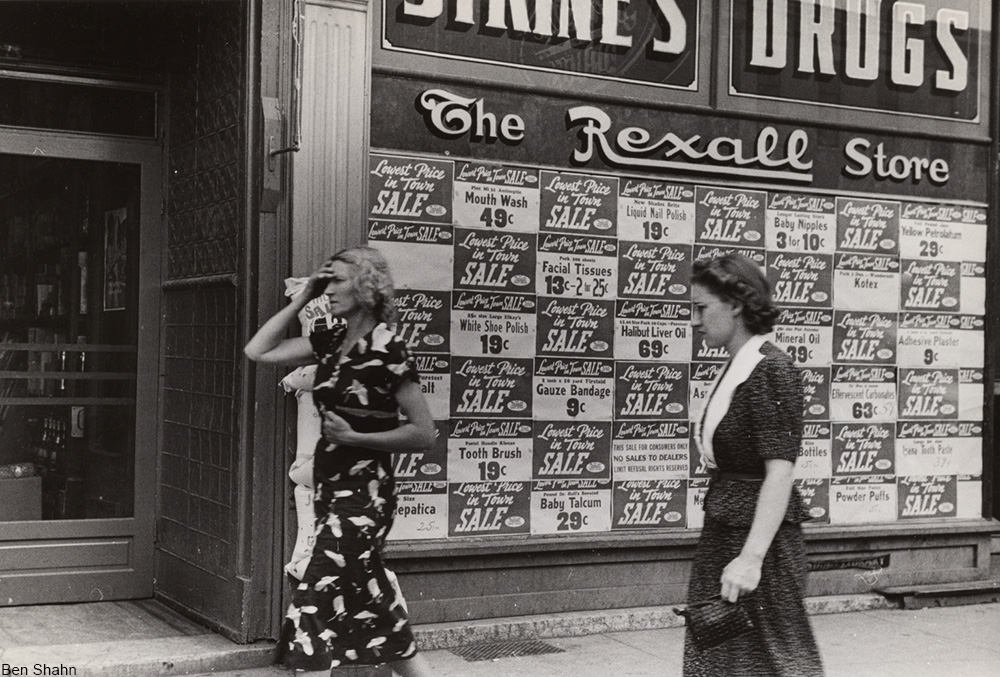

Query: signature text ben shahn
[2,665,77,676]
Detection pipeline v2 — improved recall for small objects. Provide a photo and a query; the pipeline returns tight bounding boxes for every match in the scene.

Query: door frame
[0,126,162,604]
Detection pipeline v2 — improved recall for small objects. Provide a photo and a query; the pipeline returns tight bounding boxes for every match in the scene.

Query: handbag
[673,594,756,650]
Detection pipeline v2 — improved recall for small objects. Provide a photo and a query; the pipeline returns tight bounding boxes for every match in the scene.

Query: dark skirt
[279,473,417,671]
[683,518,824,676]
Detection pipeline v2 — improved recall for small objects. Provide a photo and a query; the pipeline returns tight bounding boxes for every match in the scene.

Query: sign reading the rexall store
[373,76,987,202]
[382,0,701,90]
[729,0,986,122]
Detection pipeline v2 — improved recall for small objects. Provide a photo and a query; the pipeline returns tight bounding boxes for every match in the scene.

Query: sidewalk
[1,596,998,676]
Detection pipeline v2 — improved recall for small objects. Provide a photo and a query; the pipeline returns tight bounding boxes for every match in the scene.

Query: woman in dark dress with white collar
[685,254,824,676]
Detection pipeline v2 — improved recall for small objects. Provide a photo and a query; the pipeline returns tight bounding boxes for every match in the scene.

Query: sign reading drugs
[730,0,983,122]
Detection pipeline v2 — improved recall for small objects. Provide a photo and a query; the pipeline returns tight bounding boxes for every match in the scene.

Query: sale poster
[612,479,686,529]
[898,368,960,420]
[452,161,540,232]
[536,233,617,300]
[959,368,985,421]
[796,422,832,479]
[539,171,618,237]
[687,427,711,479]
[795,478,830,523]
[531,480,613,535]
[695,187,766,247]
[533,420,612,480]
[389,482,449,541]
[897,475,958,520]
[829,366,896,422]
[832,253,900,312]
[618,242,692,301]
[361,150,987,538]
[898,203,964,262]
[829,476,897,524]
[772,308,833,368]
[393,420,448,482]
[612,421,690,481]
[451,291,536,358]
[415,354,451,419]
[832,311,896,365]
[614,362,689,420]
[450,357,532,418]
[533,358,615,421]
[686,478,711,529]
[765,193,836,255]
[832,423,895,476]
[448,481,530,536]
[369,220,454,290]
[370,154,453,223]
[800,367,830,420]
[618,179,695,244]
[960,261,986,315]
[835,197,899,255]
[536,297,615,359]
[896,421,982,477]
[767,252,833,308]
[396,289,451,354]
[615,300,692,363]
[900,259,961,312]
[454,228,536,293]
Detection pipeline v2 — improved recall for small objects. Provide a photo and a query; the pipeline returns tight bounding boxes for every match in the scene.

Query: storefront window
[0,155,139,520]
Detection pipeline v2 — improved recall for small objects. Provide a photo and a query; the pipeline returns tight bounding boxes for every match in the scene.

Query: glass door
[0,132,160,604]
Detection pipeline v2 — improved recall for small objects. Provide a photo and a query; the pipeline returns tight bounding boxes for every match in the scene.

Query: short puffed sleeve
[308,325,346,364]
[374,326,420,391]
[748,353,803,463]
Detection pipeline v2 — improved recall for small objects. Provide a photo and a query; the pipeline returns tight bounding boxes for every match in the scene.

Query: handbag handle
[673,592,755,618]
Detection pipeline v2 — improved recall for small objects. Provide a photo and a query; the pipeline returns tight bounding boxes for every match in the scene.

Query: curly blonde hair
[329,246,398,325]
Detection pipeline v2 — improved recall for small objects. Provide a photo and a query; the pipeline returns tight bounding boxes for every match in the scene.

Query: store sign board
[382,0,701,90]
[371,77,990,202]
[729,0,985,122]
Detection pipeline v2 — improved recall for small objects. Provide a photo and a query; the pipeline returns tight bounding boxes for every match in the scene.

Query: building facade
[0,0,997,644]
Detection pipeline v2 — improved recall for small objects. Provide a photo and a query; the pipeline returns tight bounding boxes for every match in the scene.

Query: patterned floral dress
[684,340,824,676]
[280,322,420,671]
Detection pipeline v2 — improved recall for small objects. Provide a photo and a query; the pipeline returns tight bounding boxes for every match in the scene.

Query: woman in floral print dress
[245,246,436,677]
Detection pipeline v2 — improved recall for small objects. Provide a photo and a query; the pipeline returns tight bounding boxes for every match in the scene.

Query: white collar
[695,334,770,469]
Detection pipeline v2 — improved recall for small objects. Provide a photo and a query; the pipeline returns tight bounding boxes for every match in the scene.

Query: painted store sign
[730,0,984,122]
[384,0,701,89]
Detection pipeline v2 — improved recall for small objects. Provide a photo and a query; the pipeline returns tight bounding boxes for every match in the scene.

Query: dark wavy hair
[329,246,398,326]
[691,253,778,334]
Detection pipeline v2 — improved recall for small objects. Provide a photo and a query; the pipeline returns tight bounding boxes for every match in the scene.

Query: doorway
[0,131,161,604]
